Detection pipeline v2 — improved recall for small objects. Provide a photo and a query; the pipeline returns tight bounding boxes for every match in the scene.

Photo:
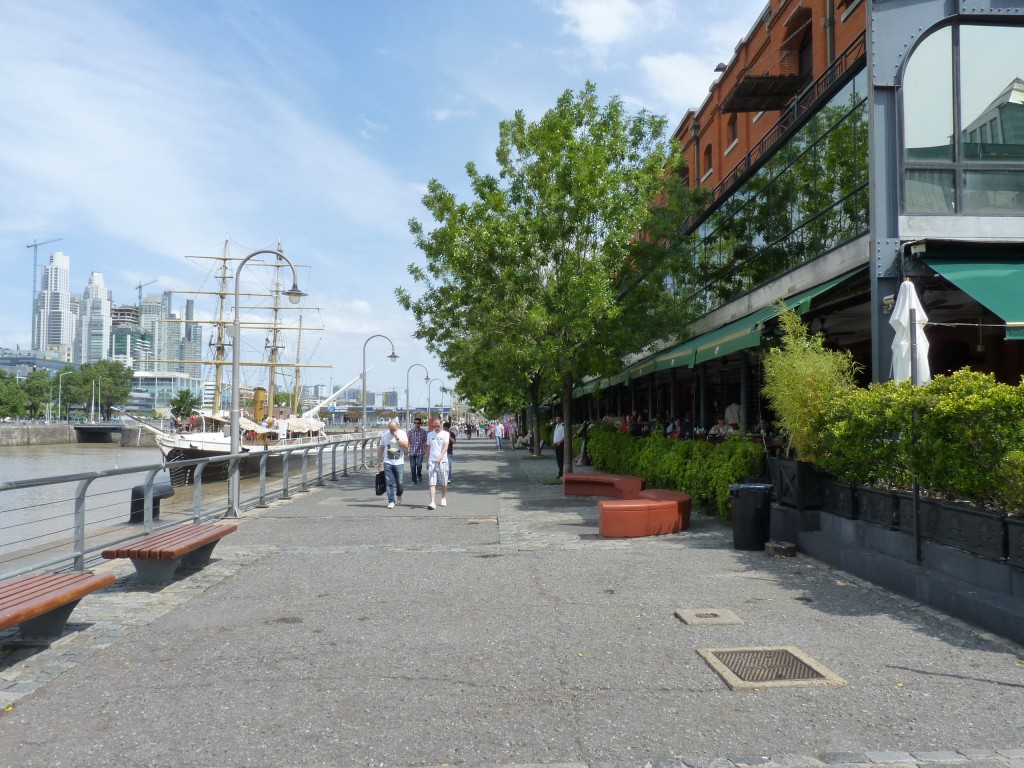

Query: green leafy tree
[21,368,52,419]
[168,389,200,421]
[400,82,698,466]
[0,370,28,418]
[78,360,134,420]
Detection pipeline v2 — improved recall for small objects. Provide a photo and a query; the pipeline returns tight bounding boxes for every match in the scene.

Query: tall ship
[120,240,337,485]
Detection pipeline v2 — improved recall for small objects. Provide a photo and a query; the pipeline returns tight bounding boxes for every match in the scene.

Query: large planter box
[822,479,857,519]
[1008,516,1024,569]
[919,500,1007,562]
[895,492,941,534]
[769,457,824,511]
[856,486,898,529]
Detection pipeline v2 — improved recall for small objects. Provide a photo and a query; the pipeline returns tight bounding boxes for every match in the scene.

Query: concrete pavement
[1,437,1023,767]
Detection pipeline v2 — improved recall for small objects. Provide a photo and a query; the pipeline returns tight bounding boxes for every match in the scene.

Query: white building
[33,251,75,356]
[75,272,112,364]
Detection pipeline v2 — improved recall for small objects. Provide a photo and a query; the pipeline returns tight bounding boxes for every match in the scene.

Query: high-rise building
[76,272,112,364]
[33,251,75,358]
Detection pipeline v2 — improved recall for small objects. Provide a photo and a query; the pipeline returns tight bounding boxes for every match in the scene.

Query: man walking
[494,419,505,451]
[426,418,450,510]
[407,418,428,484]
[376,419,408,509]
[553,414,566,478]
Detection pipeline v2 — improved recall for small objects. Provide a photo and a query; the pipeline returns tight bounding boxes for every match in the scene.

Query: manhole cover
[697,646,847,690]
[675,608,744,626]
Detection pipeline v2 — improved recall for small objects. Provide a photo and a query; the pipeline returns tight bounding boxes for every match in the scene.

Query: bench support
[7,599,83,646]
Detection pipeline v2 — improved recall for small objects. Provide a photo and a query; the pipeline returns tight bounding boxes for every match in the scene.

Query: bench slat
[101,523,237,561]
[0,573,116,630]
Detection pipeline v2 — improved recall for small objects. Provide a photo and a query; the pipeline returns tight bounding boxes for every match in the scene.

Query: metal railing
[0,435,380,582]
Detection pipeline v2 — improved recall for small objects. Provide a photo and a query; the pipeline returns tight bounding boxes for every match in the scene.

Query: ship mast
[292,315,303,411]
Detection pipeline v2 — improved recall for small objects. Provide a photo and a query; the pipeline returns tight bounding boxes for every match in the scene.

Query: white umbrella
[890,279,931,385]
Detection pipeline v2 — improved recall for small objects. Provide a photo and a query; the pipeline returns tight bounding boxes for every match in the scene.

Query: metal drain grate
[674,608,744,626]
[697,646,847,690]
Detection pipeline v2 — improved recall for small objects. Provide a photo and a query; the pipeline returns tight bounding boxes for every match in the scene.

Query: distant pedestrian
[426,418,450,510]
[494,420,505,451]
[376,419,408,509]
[508,419,519,450]
[553,415,566,478]
[407,418,428,484]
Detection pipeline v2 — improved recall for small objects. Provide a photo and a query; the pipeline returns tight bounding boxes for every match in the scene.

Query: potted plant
[762,305,860,511]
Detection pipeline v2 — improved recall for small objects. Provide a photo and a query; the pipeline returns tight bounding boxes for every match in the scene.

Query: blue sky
[0,0,764,408]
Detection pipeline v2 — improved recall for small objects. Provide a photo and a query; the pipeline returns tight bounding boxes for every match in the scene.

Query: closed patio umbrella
[890,278,930,385]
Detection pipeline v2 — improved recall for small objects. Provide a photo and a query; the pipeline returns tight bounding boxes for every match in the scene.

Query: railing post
[299,447,310,492]
[257,453,270,508]
[142,468,162,530]
[281,452,291,500]
[73,478,92,571]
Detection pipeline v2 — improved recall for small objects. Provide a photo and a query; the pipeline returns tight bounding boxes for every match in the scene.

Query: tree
[78,360,134,420]
[168,389,200,421]
[0,371,28,418]
[21,369,52,419]
[400,82,698,468]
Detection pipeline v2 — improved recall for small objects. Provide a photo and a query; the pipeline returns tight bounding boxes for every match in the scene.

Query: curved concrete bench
[564,472,646,499]
[598,498,682,538]
[638,489,692,531]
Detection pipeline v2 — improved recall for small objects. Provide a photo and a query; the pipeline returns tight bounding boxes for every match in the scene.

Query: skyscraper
[76,272,112,364]
[33,251,75,360]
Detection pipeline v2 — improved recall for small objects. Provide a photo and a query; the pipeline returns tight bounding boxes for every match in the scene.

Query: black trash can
[730,482,774,551]
[129,482,174,523]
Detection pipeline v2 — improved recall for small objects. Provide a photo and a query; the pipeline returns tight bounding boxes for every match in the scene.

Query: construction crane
[136,279,157,307]
[26,237,63,350]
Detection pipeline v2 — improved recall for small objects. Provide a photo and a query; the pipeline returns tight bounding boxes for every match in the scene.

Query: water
[0,444,165,574]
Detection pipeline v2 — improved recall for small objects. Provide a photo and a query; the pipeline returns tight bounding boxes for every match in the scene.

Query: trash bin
[129,482,174,523]
[730,482,774,551]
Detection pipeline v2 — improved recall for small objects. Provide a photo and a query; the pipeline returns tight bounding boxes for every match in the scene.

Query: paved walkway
[2,438,1023,768]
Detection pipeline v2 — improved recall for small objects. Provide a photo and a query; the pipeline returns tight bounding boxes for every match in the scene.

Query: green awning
[693,268,865,363]
[922,256,1024,340]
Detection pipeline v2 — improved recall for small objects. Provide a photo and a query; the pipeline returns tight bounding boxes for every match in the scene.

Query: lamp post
[57,371,71,423]
[361,335,399,433]
[426,378,443,425]
[229,249,306,517]
[405,364,429,428]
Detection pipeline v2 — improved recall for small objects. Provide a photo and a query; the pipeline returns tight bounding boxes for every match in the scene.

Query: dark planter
[895,493,942,534]
[856,485,898,529]
[822,479,857,519]
[919,500,1007,561]
[768,457,824,511]
[1007,516,1024,568]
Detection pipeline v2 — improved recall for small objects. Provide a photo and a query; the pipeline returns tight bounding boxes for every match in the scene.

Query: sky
[0,0,765,410]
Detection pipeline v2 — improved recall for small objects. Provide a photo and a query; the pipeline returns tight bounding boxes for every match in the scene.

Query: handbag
[374,470,387,496]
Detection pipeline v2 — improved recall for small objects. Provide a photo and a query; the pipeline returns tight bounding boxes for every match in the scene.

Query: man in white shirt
[494,420,505,451]
[552,415,566,478]
[376,419,408,509]
[426,418,450,510]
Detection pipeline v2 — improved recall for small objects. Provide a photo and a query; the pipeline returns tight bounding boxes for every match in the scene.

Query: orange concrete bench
[102,522,237,586]
[598,498,684,538]
[0,572,116,645]
[564,472,646,499]
[638,489,693,531]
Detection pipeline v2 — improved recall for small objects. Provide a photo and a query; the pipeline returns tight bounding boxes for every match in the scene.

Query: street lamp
[229,249,306,517]
[361,335,399,433]
[57,371,71,423]
[426,377,444,425]
[405,363,429,428]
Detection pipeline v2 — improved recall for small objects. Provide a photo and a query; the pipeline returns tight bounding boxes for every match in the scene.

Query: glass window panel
[963,170,1024,215]
[904,169,956,214]
[960,26,1024,162]
[903,27,953,162]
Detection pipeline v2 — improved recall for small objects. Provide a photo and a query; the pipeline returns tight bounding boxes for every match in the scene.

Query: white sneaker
[387,501,395,509]
[427,502,436,510]
[440,497,447,507]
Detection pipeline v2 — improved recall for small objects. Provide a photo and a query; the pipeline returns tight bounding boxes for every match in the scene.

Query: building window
[902,23,1024,215]
[703,145,713,177]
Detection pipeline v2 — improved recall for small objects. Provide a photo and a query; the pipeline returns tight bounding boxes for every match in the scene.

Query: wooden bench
[598,498,684,538]
[563,472,646,499]
[101,522,237,586]
[638,489,693,531]
[0,572,116,645]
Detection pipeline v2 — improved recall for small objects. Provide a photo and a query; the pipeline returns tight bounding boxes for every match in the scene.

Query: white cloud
[548,0,674,57]
[639,52,718,117]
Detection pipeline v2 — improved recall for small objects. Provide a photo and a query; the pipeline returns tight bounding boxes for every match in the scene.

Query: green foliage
[168,390,200,420]
[20,369,52,419]
[0,371,28,418]
[761,306,860,461]
[586,430,764,520]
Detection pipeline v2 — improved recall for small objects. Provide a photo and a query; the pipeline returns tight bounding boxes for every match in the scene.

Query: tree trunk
[529,371,542,456]
[562,372,574,475]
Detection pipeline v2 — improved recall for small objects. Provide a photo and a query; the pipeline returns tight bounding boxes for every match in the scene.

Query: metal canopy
[922,256,1024,340]
[721,74,812,113]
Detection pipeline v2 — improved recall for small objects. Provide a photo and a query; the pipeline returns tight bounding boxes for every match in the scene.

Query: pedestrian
[494,419,505,451]
[406,417,428,484]
[426,418,450,510]
[553,414,566,478]
[376,418,408,509]
[443,421,456,483]
[508,419,519,450]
